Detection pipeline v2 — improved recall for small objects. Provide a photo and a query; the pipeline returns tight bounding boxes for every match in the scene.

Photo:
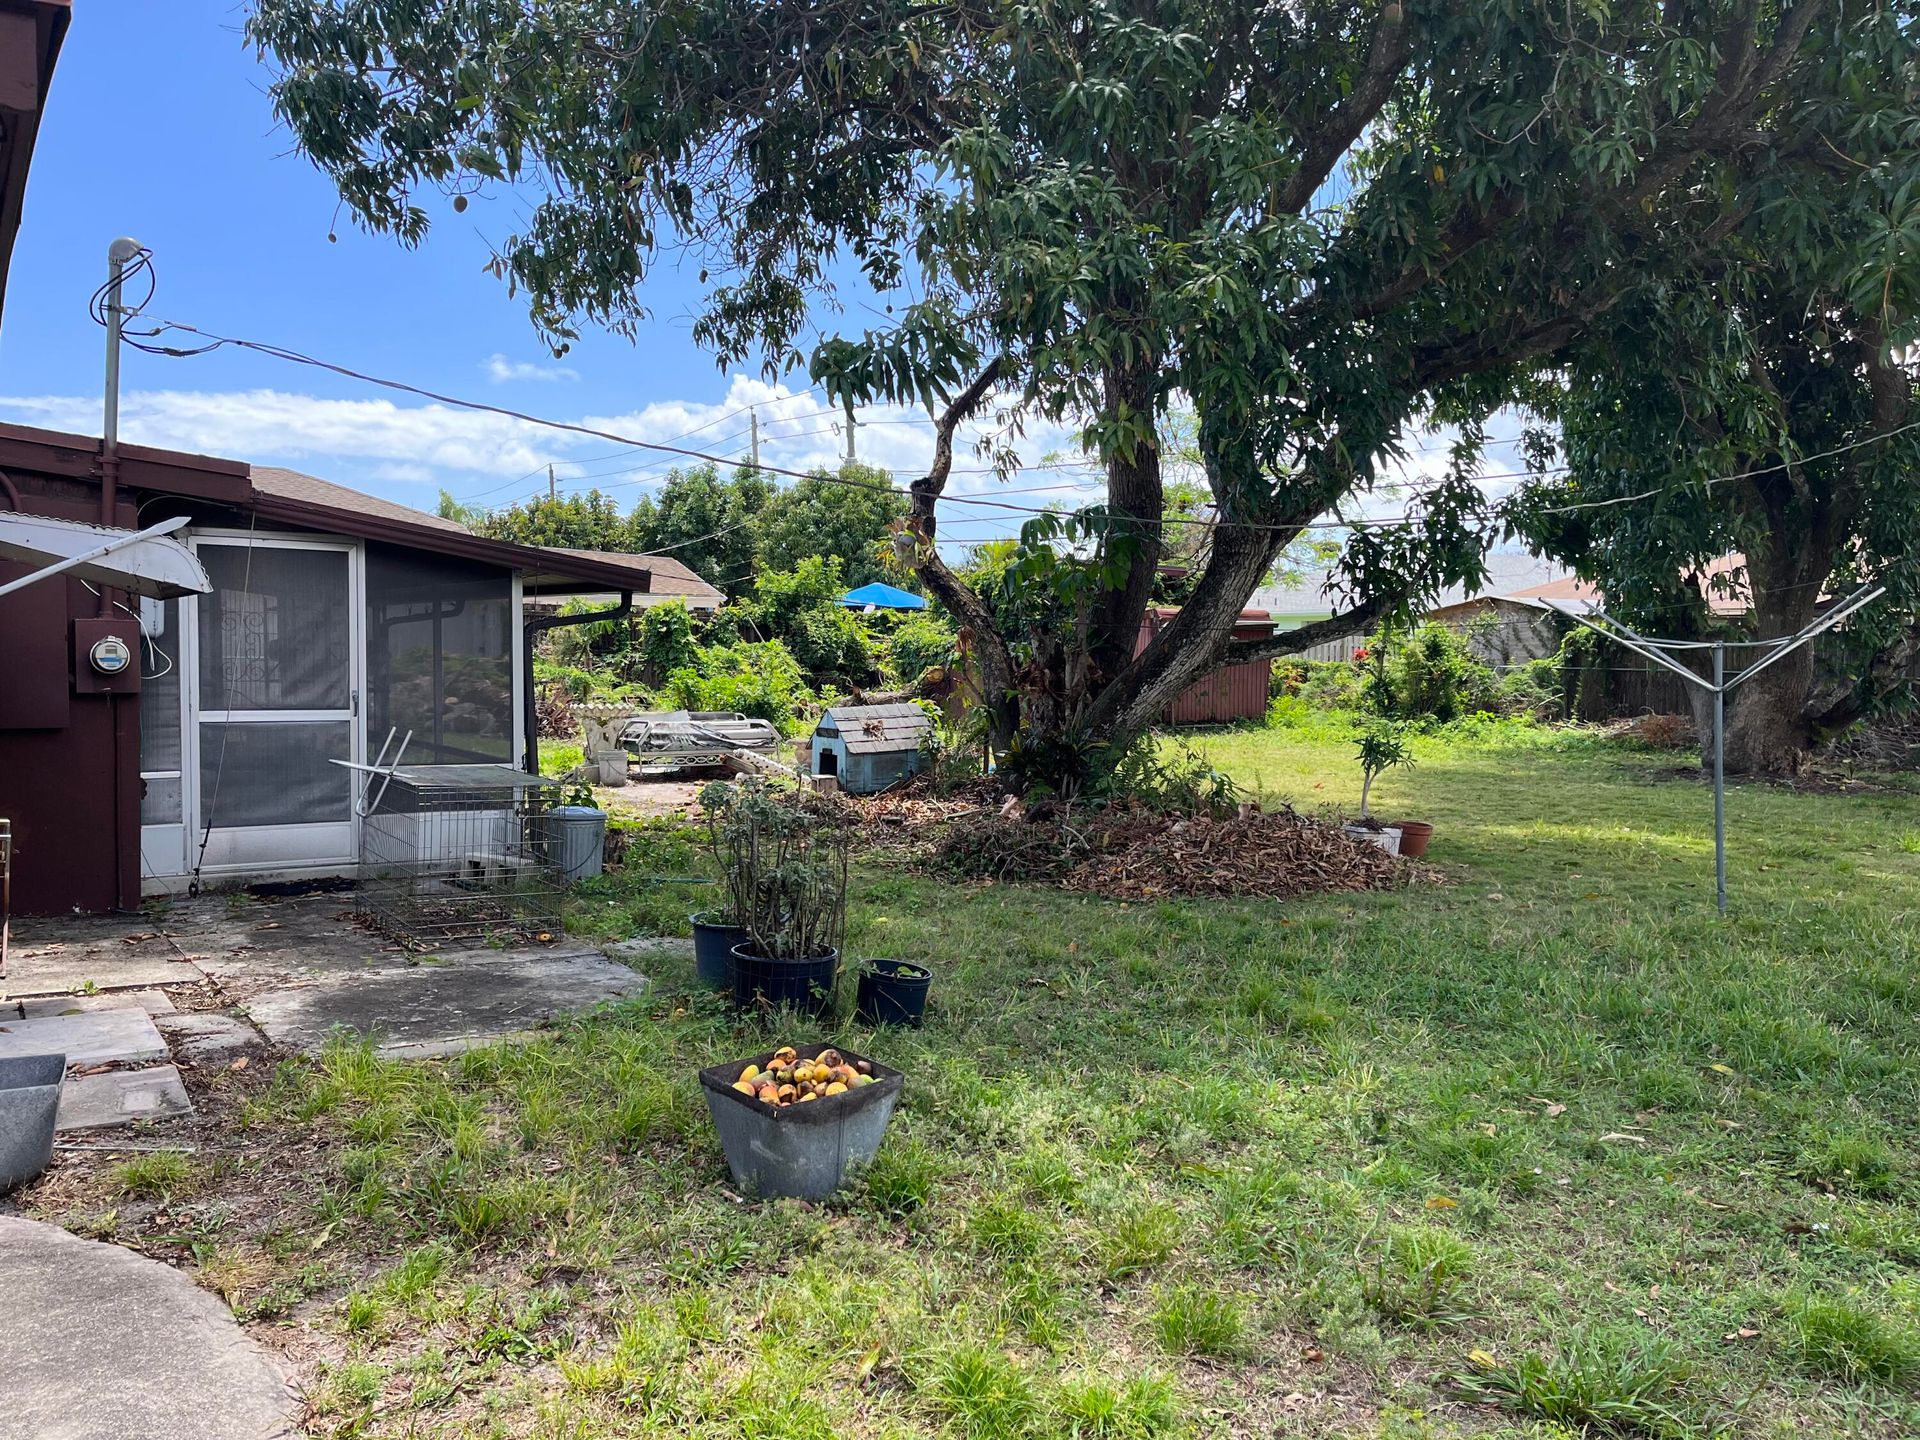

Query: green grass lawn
[41,726,1920,1438]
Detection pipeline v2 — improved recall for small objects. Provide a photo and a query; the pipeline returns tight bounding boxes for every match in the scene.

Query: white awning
[0,512,210,600]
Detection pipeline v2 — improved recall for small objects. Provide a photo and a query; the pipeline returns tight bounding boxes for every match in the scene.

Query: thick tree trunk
[1715,651,1819,775]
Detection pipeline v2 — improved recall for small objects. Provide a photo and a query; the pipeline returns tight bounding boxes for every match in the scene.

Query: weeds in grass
[1782,1292,1920,1384]
[967,1193,1050,1259]
[1359,1224,1476,1328]
[1053,1372,1182,1438]
[1098,1200,1183,1280]
[1152,1283,1247,1356]
[865,1132,942,1216]
[929,1343,1036,1439]
[342,1289,383,1333]
[111,1149,194,1200]
[1446,1328,1712,1437]
[1789,1131,1902,1199]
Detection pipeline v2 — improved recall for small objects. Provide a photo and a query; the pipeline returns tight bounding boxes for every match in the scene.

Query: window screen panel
[198,721,352,828]
[198,546,351,711]
[365,544,514,764]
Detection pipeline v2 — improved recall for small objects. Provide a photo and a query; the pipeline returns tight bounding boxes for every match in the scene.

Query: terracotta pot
[1393,820,1433,858]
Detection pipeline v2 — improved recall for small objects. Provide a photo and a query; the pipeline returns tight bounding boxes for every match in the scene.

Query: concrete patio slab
[0,1216,293,1440]
[16,989,176,1019]
[243,952,649,1057]
[0,1009,169,1068]
[55,1066,194,1131]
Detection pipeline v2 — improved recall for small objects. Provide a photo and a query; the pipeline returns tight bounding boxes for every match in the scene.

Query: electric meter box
[71,618,142,695]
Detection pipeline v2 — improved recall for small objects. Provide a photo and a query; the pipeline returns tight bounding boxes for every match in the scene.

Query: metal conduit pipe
[520,591,632,775]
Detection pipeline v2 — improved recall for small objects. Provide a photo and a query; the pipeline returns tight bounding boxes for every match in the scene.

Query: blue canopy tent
[838,582,928,611]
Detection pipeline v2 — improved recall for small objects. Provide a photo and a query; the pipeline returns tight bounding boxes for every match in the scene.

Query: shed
[1135,608,1276,725]
[810,702,932,794]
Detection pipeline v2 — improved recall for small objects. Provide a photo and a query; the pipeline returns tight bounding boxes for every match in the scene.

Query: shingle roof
[817,702,932,754]
[249,466,715,598]
[550,548,722,603]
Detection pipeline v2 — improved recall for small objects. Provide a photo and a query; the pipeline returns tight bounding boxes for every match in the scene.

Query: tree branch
[1220,597,1389,666]
[905,356,1017,738]
[1275,2,1410,216]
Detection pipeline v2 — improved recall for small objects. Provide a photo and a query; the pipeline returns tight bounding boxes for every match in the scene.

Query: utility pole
[547,464,556,503]
[843,397,857,464]
[750,407,760,469]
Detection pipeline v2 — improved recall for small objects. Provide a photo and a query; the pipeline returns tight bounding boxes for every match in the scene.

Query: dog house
[809,703,932,794]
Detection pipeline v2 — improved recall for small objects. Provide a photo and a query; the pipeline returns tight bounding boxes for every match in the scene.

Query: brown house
[0,425,668,915]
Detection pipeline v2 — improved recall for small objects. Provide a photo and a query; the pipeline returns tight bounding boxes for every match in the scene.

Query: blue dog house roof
[838,582,928,611]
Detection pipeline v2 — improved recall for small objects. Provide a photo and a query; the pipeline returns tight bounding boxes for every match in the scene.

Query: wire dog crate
[350,761,565,950]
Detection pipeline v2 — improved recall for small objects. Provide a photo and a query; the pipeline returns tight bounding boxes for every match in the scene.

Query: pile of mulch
[930,802,1425,901]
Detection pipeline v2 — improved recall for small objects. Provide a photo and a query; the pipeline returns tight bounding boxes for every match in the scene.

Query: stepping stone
[243,952,649,1059]
[0,1010,168,1068]
[1,952,201,998]
[153,1012,267,1065]
[55,1066,193,1131]
[17,990,176,1020]
[0,1216,293,1439]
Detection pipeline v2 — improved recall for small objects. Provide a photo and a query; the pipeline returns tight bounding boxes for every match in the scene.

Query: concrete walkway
[6,892,665,1063]
[0,1217,294,1440]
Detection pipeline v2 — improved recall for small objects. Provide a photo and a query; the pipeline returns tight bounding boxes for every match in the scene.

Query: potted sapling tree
[1345,721,1411,855]
[701,778,848,1017]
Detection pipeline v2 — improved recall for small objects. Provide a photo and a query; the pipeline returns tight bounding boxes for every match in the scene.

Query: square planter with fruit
[699,1043,903,1200]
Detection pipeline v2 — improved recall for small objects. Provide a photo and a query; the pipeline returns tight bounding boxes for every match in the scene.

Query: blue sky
[0,1,1525,555]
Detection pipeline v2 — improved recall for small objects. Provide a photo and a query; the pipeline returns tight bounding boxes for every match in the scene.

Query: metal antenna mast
[1565,581,1886,914]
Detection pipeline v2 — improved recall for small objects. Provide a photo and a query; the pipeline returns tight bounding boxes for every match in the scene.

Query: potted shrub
[701,778,848,1016]
[1345,722,1411,855]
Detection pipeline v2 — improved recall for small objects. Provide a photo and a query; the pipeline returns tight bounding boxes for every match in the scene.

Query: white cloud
[483,354,579,384]
[0,376,1095,534]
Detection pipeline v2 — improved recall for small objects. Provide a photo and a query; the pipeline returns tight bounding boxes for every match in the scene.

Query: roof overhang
[0,511,211,599]
[0,0,70,331]
[248,488,654,595]
[0,421,653,595]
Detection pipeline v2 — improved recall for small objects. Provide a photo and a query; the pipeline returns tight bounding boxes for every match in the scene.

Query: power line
[118,313,1920,542]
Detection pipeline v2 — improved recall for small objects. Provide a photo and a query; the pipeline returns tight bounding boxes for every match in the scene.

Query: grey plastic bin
[699,1043,902,1201]
[546,805,607,883]
[0,1052,65,1193]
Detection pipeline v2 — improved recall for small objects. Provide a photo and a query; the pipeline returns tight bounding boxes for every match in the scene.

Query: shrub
[663,640,811,724]
[1275,658,1367,711]
[1376,623,1498,723]
[887,611,957,685]
[739,556,876,681]
[635,600,700,679]
[1094,735,1239,816]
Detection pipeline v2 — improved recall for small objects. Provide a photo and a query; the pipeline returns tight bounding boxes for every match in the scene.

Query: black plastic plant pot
[727,944,841,1019]
[690,912,749,990]
[856,960,931,1028]
[698,1042,904,1201]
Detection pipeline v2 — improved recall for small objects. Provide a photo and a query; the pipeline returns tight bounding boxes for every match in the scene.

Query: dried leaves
[930,803,1425,901]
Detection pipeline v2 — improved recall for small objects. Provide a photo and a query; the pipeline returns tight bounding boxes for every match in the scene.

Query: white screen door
[190,537,362,871]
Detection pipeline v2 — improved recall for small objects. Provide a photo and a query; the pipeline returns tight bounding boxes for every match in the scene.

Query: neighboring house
[523,548,725,614]
[0,425,659,914]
